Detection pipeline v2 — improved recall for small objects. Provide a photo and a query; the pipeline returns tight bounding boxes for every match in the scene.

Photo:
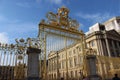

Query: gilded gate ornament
[58,6,69,27]
[27,37,41,49]
[46,6,80,31]
[15,38,26,54]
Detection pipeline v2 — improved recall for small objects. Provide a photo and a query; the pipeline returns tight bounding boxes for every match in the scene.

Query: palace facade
[47,16,120,80]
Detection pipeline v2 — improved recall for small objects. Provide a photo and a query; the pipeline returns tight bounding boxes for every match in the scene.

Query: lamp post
[56,51,60,80]
[76,62,83,80]
[79,70,83,80]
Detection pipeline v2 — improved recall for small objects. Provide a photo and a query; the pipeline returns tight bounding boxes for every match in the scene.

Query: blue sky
[0,0,120,43]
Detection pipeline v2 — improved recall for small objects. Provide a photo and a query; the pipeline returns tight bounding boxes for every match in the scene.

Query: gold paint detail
[45,6,80,31]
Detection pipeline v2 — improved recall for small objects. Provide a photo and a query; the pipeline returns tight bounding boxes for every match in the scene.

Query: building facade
[48,43,84,80]
[47,16,120,80]
[86,16,120,57]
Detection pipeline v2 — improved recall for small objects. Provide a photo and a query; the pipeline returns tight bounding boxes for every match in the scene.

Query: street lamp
[56,51,60,80]
[79,70,83,80]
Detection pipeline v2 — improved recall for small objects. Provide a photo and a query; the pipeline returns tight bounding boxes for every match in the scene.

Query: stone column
[27,47,41,80]
[102,39,108,56]
[99,39,104,56]
[105,38,111,57]
[96,39,100,55]
[86,55,100,80]
[96,35,103,56]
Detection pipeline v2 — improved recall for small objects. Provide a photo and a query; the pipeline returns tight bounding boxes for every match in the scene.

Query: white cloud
[76,12,114,24]
[0,32,9,43]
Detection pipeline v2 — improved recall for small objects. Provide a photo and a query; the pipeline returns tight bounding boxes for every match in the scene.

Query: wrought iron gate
[0,42,27,80]
[0,6,86,80]
[38,6,86,80]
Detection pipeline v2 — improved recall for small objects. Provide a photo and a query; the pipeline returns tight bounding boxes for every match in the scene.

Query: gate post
[27,47,41,80]
[86,55,100,80]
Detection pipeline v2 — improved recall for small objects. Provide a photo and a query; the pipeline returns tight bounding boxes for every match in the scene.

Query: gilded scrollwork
[46,6,80,31]
[15,38,26,54]
[69,19,79,30]
[27,38,41,49]
[46,12,57,22]
[46,12,59,26]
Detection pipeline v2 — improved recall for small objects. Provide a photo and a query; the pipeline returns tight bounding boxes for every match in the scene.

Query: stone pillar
[86,55,100,80]
[96,35,103,56]
[105,38,111,57]
[102,39,108,56]
[27,47,41,80]
[96,39,100,55]
[99,39,104,56]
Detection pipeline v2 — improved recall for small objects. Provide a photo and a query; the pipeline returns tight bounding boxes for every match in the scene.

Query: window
[59,54,61,59]
[74,57,77,67]
[71,71,73,78]
[91,40,94,47]
[69,51,72,56]
[62,61,66,69]
[73,49,76,54]
[79,56,83,64]
[62,54,65,58]
[75,70,77,77]
[69,58,73,68]
[62,61,64,69]
[59,62,61,69]
[54,74,56,79]
[79,46,81,51]
[63,72,64,77]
